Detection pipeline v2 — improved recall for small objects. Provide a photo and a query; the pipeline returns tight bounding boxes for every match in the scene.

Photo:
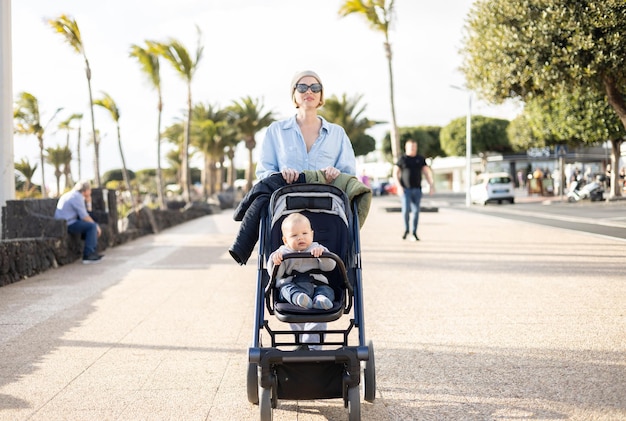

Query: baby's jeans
[280,279,335,305]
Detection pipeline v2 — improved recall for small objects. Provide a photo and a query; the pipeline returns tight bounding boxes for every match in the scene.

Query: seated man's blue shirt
[55,191,88,226]
[256,115,356,180]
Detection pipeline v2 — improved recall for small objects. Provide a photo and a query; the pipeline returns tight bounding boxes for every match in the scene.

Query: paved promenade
[0,195,624,420]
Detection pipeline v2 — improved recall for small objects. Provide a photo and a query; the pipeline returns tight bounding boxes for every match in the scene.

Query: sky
[10,0,521,186]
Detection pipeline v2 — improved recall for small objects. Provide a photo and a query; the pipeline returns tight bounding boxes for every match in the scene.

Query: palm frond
[94,92,120,122]
[48,14,84,55]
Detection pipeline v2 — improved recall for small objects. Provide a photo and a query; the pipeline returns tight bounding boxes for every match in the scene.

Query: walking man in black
[393,139,434,241]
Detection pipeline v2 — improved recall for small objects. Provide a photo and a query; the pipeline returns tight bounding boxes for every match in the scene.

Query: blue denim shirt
[256,115,356,180]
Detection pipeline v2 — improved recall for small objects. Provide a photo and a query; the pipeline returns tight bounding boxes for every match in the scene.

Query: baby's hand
[272,252,283,265]
[310,246,324,258]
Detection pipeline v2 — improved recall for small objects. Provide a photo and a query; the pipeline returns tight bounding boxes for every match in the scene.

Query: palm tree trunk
[55,171,61,198]
[385,40,400,164]
[181,83,192,203]
[227,147,235,189]
[201,156,208,200]
[116,125,136,209]
[85,59,101,186]
[156,96,166,210]
[77,125,82,181]
[218,157,225,192]
[38,138,46,197]
[64,130,72,189]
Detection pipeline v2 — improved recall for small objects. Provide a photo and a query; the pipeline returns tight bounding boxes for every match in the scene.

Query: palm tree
[190,103,227,198]
[149,28,203,203]
[227,96,275,191]
[339,0,400,163]
[93,92,136,208]
[129,43,166,210]
[162,121,185,194]
[14,158,38,195]
[13,92,62,198]
[319,93,380,153]
[48,15,101,186]
[58,113,82,189]
[219,127,240,191]
[45,145,71,197]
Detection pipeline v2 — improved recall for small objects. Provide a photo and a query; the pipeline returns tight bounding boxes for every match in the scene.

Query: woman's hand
[280,168,299,184]
[322,166,340,183]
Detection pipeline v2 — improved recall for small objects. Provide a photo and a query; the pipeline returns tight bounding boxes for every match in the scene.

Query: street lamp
[451,86,472,207]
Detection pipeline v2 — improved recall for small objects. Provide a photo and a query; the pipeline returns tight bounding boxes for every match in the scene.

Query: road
[0,193,624,420]
[423,191,626,241]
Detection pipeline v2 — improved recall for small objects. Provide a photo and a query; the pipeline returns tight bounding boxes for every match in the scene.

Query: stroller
[247,183,375,421]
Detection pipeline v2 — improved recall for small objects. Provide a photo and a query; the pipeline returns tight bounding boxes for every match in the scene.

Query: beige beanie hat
[291,70,324,108]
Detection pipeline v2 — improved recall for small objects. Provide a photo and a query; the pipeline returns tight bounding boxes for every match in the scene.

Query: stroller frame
[247,183,375,421]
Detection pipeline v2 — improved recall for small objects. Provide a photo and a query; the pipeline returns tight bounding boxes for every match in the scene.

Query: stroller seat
[269,251,351,323]
[264,185,354,324]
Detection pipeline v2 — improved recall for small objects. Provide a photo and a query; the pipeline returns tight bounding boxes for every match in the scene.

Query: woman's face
[294,76,322,109]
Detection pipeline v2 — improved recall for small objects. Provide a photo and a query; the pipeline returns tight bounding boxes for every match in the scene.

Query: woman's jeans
[401,187,423,234]
[67,220,98,257]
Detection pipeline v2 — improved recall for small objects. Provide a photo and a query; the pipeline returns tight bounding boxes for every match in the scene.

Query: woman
[256,70,356,183]
[257,70,357,350]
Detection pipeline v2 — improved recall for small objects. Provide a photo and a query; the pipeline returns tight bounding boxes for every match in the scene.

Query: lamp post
[451,86,472,207]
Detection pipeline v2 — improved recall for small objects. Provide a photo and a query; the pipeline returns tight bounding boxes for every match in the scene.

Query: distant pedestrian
[54,180,103,264]
[393,139,434,241]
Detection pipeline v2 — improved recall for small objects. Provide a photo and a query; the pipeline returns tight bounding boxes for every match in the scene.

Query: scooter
[567,180,604,202]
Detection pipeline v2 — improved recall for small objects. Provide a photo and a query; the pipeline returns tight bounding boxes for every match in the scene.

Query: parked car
[470,172,515,205]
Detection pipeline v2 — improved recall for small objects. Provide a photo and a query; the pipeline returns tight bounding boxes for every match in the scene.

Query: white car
[470,172,515,205]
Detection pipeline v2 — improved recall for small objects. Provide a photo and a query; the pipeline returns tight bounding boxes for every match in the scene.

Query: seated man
[54,180,103,264]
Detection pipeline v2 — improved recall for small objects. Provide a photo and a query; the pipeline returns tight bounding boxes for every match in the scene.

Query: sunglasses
[294,83,323,93]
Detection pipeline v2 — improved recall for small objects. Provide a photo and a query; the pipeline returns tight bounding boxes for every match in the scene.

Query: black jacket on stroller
[229,172,372,266]
[229,173,305,265]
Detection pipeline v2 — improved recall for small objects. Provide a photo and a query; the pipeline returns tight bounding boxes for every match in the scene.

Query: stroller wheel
[246,363,258,404]
[364,340,376,403]
[259,386,273,421]
[347,385,361,421]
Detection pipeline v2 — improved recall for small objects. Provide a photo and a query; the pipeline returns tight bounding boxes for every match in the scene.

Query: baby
[268,212,336,310]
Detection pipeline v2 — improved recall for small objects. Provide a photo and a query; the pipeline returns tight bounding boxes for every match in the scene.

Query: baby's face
[282,220,314,251]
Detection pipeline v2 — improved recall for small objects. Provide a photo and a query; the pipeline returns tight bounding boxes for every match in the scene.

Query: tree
[149,28,203,203]
[440,116,511,171]
[93,92,136,209]
[227,96,275,191]
[45,145,71,197]
[522,86,626,148]
[48,15,101,186]
[462,0,626,197]
[14,158,38,196]
[190,103,229,198]
[103,168,136,185]
[13,92,61,198]
[58,113,82,189]
[339,0,400,163]
[318,93,379,157]
[130,43,166,210]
